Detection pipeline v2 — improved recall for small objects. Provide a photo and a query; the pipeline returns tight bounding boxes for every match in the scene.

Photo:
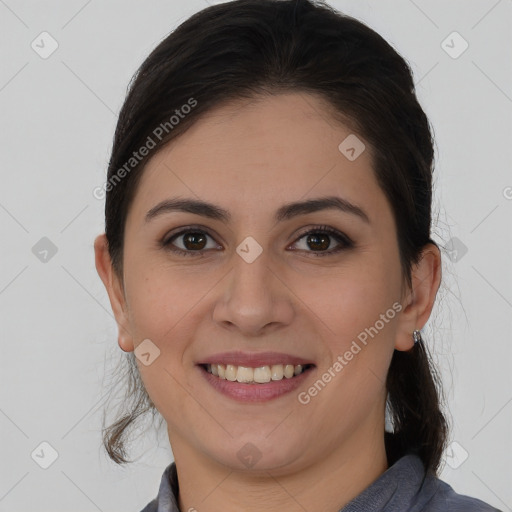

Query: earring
[413,329,422,344]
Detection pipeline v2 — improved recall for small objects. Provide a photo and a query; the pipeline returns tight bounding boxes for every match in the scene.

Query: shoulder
[139,462,179,512]
[417,473,502,512]
[139,498,158,512]
[378,453,501,512]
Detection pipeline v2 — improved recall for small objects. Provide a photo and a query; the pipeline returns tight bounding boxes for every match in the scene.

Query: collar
[147,453,443,512]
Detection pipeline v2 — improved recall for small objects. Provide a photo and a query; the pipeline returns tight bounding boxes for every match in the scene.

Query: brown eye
[181,232,208,250]
[163,228,220,257]
[305,233,331,251]
[291,226,353,256]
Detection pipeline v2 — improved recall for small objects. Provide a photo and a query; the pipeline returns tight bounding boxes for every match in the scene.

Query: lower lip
[198,365,315,403]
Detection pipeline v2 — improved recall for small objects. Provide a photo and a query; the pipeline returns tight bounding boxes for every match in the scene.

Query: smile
[198,363,315,402]
[204,363,313,384]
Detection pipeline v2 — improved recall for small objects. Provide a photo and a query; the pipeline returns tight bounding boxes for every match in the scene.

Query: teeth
[225,364,237,381]
[205,363,308,383]
[271,364,284,380]
[284,364,295,378]
[236,366,253,383]
[254,367,271,383]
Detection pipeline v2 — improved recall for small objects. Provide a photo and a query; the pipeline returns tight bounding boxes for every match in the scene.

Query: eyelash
[162,224,354,258]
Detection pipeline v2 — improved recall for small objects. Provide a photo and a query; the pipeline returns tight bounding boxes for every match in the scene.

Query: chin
[211,437,305,474]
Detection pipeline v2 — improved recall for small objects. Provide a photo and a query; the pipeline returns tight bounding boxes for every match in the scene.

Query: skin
[95,92,441,512]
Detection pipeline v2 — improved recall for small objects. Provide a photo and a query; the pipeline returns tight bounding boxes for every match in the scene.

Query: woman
[94,0,501,510]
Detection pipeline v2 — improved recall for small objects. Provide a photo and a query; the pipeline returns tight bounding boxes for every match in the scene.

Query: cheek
[123,266,206,415]
[124,262,209,342]
[303,269,398,421]
[293,258,400,349]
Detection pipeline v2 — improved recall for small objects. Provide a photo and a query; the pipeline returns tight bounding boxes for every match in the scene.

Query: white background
[0,0,511,510]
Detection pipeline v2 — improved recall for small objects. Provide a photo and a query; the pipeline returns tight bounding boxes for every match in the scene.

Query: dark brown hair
[101,0,448,473]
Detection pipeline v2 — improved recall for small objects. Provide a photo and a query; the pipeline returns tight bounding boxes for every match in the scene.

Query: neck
[170,420,389,512]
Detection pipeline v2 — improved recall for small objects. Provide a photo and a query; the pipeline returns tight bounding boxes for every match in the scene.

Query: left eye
[290,227,353,256]
[162,226,353,257]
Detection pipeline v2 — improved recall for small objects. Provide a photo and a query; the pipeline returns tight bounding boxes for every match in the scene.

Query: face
[99,92,417,475]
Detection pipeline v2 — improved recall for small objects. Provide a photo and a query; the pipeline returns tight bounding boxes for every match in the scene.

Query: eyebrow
[145,195,370,224]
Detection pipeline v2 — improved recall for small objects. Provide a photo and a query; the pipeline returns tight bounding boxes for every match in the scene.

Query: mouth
[196,352,316,402]
[196,351,316,402]
[200,363,315,384]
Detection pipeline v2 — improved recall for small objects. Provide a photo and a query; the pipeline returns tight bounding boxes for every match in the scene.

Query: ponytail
[385,338,448,474]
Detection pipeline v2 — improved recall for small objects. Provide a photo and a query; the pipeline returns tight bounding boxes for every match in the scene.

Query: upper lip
[197,351,315,367]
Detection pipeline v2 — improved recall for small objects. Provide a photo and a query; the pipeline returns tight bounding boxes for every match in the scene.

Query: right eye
[162,228,221,257]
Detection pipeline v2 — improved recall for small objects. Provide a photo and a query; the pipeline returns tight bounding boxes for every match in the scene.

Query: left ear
[395,242,442,351]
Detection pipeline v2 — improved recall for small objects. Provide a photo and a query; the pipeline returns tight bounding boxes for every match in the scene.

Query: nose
[212,247,295,337]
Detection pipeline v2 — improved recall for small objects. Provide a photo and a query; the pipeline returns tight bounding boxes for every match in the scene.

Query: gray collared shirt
[140,453,501,511]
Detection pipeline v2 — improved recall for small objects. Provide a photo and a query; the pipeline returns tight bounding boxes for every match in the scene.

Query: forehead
[128,92,388,225]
